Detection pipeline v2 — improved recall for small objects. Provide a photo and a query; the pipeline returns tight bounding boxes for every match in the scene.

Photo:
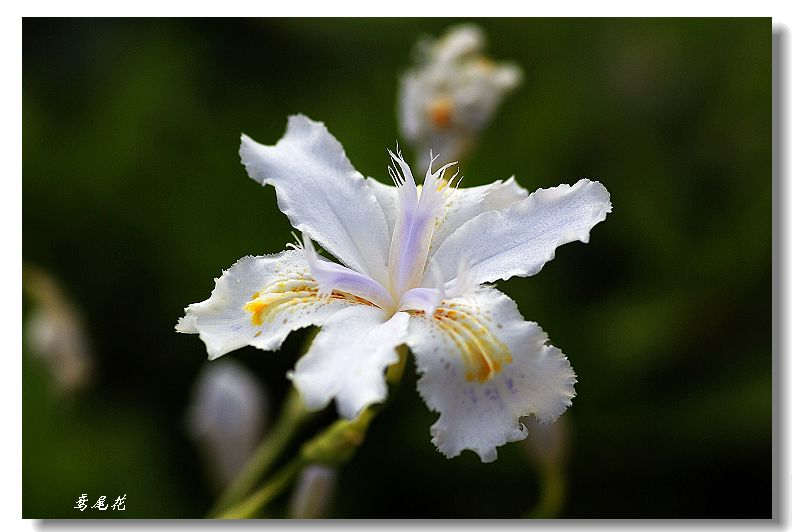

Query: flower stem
[524,463,566,519]
[208,387,310,516]
[216,457,305,519]
[300,405,376,465]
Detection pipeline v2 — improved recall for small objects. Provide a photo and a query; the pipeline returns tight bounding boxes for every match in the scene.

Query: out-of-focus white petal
[289,307,410,419]
[406,287,576,463]
[432,179,612,286]
[186,359,267,490]
[491,63,522,91]
[240,115,391,285]
[433,23,485,62]
[176,250,355,360]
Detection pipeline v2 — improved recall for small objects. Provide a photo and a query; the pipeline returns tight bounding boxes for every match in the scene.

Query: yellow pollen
[244,277,376,326]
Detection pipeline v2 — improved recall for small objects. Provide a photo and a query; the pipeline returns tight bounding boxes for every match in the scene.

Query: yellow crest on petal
[431,302,512,382]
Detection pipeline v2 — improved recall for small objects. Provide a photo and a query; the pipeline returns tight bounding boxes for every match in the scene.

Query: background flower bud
[186,359,268,491]
[23,263,94,394]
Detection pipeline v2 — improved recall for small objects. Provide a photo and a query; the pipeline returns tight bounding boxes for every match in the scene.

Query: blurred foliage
[22,18,771,518]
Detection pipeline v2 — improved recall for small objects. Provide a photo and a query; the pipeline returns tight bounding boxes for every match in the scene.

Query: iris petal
[406,287,576,462]
[240,115,391,285]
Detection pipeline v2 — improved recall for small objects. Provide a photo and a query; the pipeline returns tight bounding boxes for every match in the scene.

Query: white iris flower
[177,115,611,462]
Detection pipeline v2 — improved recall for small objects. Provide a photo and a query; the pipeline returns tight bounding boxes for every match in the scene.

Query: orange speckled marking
[432,305,511,382]
[475,57,495,71]
[244,277,375,326]
[428,97,453,128]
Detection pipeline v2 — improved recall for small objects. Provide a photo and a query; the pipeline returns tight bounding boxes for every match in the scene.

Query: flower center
[386,149,459,303]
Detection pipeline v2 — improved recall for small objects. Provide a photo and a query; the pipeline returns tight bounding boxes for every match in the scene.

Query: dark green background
[23,18,772,518]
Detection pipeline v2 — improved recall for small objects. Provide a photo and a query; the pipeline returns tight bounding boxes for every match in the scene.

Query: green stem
[216,458,305,519]
[524,464,566,519]
[208,388,309,516]
[300,406,376,465]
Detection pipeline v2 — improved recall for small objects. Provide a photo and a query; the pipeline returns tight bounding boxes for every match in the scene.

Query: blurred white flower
[23,264,94,394]
[177,115,611,462]
[187,359,268,490]
[398,24,523,167]
[288,464,337,519]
